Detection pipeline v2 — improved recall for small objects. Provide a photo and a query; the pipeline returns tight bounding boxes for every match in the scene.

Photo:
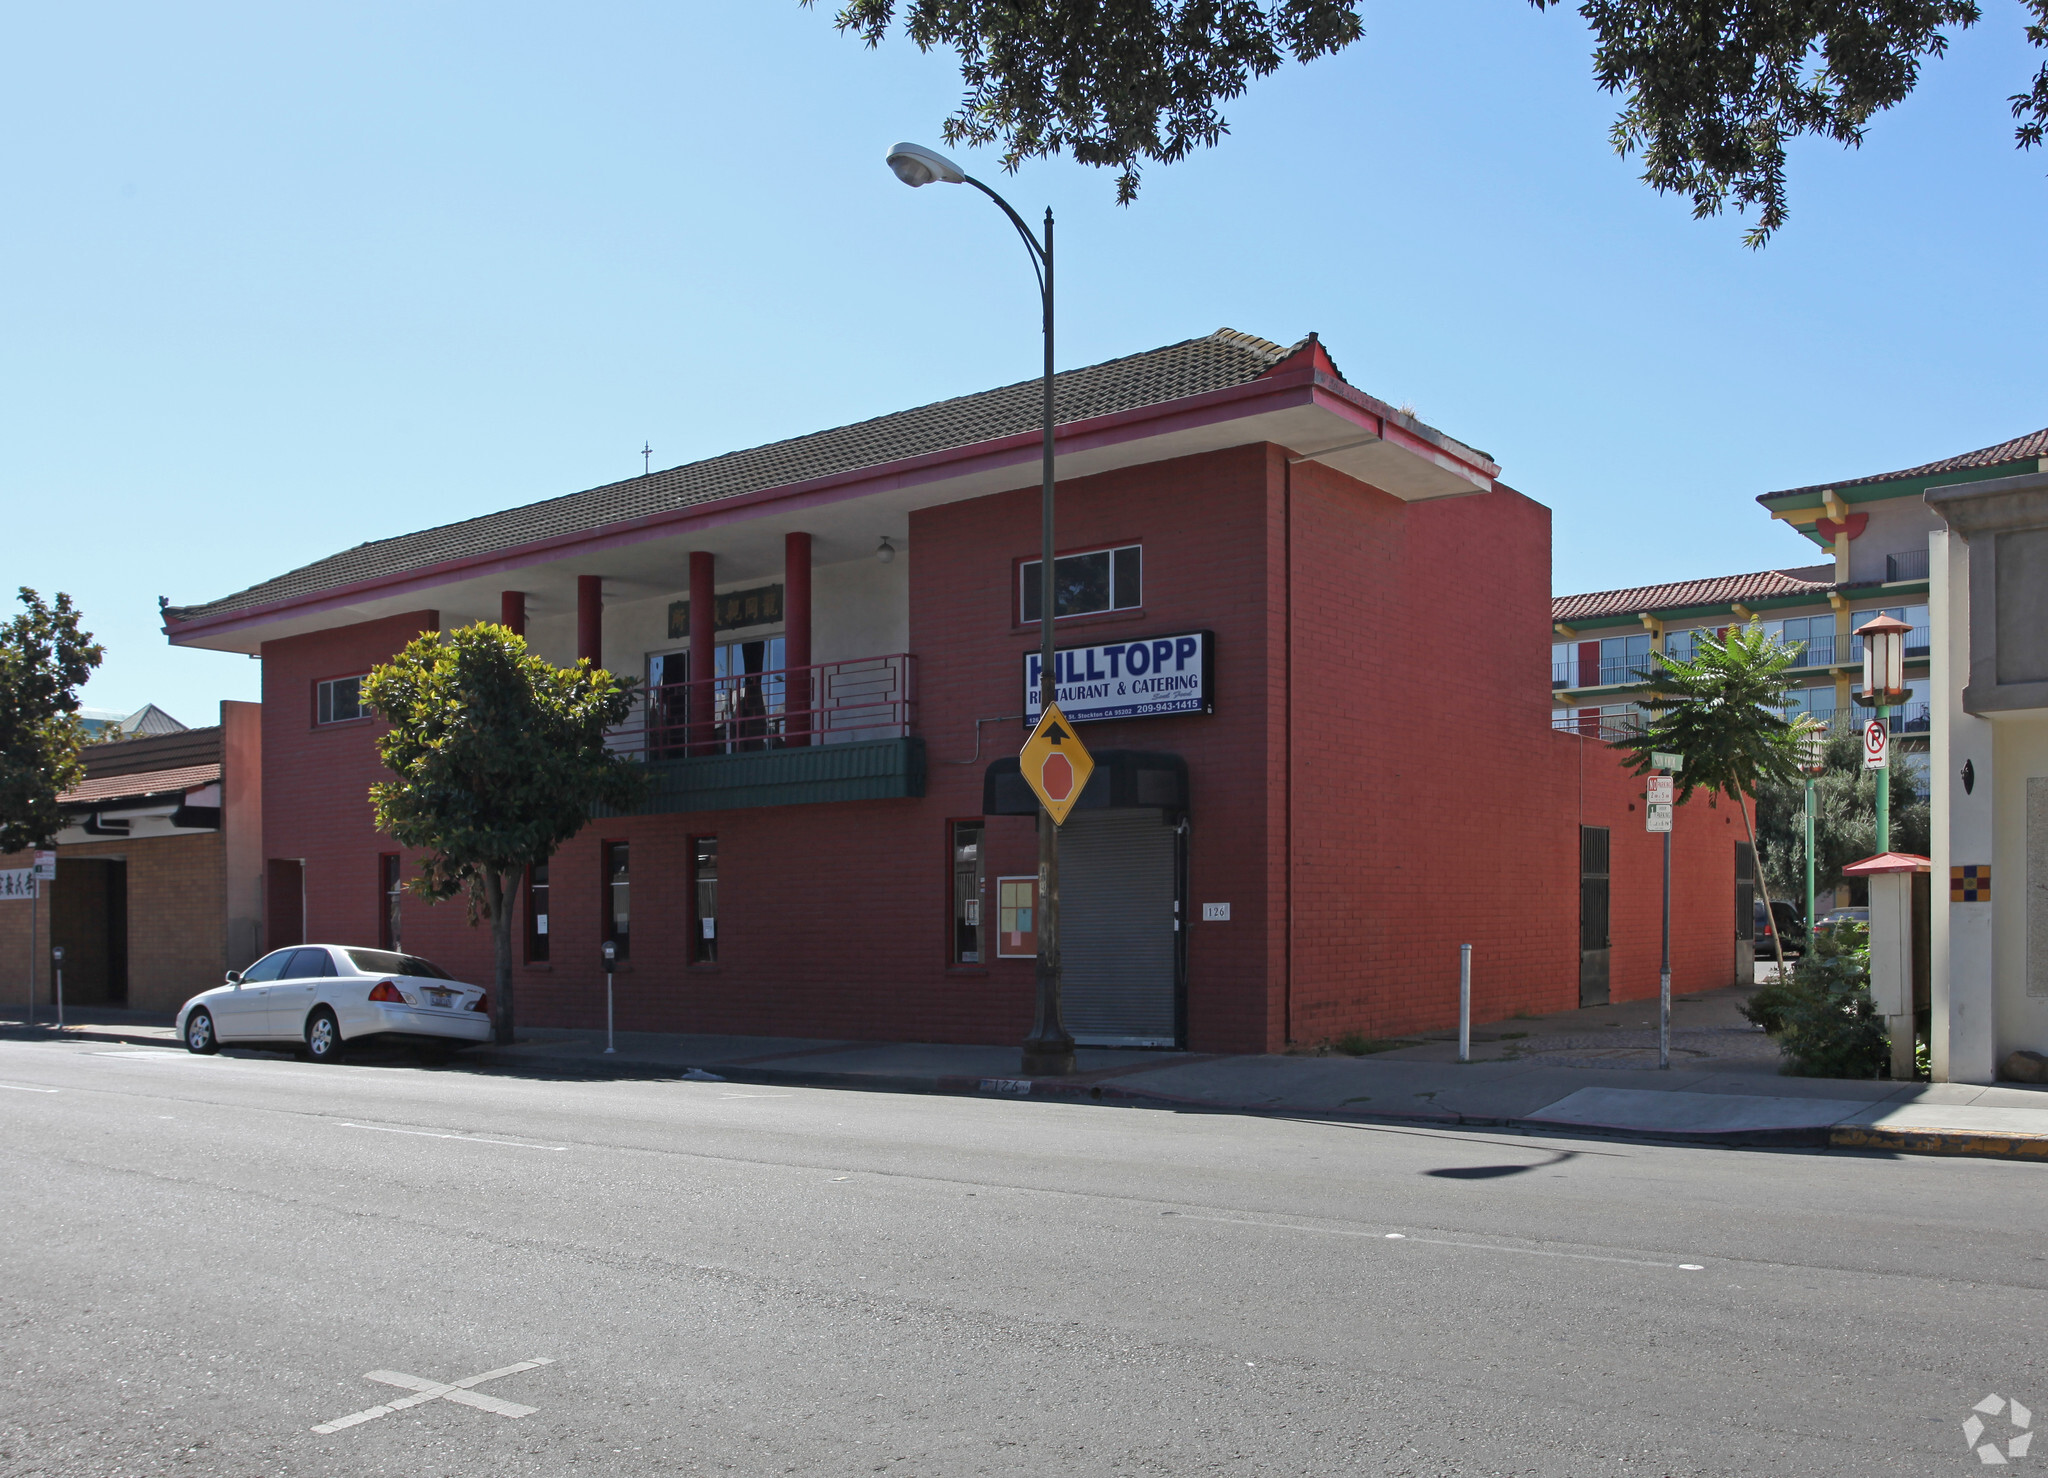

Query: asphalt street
[1,1036,2043,1477]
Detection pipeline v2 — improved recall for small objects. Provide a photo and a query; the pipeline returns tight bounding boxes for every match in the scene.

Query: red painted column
[499,590,526,637]
[577,576,604,667]
[689,552,716,754]
[784,532,811,746]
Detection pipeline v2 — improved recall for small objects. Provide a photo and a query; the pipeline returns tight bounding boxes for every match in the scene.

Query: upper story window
[1762,614,1834,667]
[1020,544,1141,623]
[316,675,369,725]
[1852,604,1930,661]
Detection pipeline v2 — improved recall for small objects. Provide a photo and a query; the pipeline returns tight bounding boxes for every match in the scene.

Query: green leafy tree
[1754,725,1929,909]
[1741,920,1889,1076]
[0,589,105,854]
[819,0,2048,242]
[1615,621,1807,975]
[363,624,645,1045]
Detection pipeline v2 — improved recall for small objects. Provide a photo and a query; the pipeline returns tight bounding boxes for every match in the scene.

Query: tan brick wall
[0,832,227,1014]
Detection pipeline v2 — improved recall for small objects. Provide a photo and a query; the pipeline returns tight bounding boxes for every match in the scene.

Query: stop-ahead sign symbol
[1042,752,1074,801]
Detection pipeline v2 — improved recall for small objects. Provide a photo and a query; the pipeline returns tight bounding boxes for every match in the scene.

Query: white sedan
[178,945,491,1060]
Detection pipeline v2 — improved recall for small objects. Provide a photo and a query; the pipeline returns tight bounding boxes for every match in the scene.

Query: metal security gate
[1059,810,1181,1047]
[1579,826,1610,1007]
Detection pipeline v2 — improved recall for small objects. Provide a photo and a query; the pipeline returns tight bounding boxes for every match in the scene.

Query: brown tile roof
[168,328,1318,624]
[60,763,220,806]
[1762,426,2048,501]
[1553,565,1836,625]
[81,726,222,780]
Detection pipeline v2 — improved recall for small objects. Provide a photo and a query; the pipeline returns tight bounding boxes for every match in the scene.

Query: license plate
[424,989,454,1008]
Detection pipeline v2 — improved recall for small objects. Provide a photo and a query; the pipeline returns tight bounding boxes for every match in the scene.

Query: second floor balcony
[598,653,924,816]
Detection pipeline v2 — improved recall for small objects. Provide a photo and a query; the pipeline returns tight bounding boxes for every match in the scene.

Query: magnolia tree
[1615,621,1810,977]
[0,589,104,854]
[364,624,644,1045]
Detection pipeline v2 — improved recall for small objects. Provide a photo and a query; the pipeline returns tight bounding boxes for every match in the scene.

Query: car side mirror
[225,971,242,987]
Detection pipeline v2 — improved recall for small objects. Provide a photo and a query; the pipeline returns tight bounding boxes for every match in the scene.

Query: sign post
[1647,755,1682,1070]
[1864,716,1891,854]
[601,939,616,1055]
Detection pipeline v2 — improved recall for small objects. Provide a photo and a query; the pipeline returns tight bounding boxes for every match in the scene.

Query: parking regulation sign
[1646,774,1674,833]
[1863,718,1889,771]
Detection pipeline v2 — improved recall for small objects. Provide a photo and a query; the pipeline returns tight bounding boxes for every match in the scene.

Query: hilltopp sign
[1023,631,1214,725]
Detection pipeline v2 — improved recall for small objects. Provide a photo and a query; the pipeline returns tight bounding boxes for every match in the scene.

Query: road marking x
[311,1358,553,1433]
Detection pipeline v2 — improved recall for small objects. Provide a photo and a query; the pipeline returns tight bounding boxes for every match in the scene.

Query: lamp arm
[963,175,1048,299]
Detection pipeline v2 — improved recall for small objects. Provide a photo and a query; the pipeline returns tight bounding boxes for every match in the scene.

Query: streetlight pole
[1799,724,1826,948]
[886,143,1074,1076]
[1856,614,1911,857]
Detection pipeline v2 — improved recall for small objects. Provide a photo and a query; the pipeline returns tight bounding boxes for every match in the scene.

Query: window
[316,675,368,725]
[603,841,630,962]
[239,949,296,983]
[525,862,549,963]
[692,838,718,963]
[1765,615,1834,667]
[1783,685,1838,726]
[951,822,984,964]
[285,947,336,978]
[379,854,402,952]
[1596,633,1652,686]
[1020,544,1141,623]
[1551,642,1576,687]
[996,876,1037,957]
[344,947,453,979]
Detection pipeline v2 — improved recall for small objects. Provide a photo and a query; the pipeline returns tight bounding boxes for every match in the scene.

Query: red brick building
[160,330,1741,1052]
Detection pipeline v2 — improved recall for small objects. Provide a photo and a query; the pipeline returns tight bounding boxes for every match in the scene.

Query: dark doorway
[1734,841,1756,983]
[51,858,127,1006]
[266,859,305,952]
[1579,826,1610,1007]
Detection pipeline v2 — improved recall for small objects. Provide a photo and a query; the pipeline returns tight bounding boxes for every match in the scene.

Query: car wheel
[185,1009,219,1055]
[304,1007,344,1063]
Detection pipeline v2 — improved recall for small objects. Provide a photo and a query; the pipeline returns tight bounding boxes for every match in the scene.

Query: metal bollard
[1458,943,1472,1064]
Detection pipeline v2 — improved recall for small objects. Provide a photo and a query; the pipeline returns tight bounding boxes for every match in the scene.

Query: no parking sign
[1863,718,1889,771]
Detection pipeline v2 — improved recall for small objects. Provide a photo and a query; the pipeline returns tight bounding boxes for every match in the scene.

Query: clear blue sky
[6,1,2044,721]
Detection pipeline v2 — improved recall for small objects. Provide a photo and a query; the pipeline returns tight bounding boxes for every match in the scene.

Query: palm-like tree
[1615,622,1811,978]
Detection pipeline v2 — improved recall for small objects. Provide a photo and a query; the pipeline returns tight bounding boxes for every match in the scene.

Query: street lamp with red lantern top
[1855,612,1913,854]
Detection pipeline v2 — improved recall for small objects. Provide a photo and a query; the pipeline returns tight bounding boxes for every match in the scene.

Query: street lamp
[886,141,1074,1077]
[1856,613,1912,854]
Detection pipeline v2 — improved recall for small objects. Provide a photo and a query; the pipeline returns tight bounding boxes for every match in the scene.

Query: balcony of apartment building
[482,532,924,820]
[597,651,921,816]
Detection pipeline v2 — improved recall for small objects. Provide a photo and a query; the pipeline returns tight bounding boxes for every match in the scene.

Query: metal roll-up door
[1059,810,1179,1046]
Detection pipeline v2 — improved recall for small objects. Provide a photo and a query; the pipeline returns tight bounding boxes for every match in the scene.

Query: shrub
[1741,922,1890,1078]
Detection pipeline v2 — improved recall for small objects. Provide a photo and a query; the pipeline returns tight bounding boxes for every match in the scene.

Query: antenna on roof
[642,442,653,476]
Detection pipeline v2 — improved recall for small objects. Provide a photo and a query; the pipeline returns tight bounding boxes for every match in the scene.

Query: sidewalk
[9,986,2047,1160]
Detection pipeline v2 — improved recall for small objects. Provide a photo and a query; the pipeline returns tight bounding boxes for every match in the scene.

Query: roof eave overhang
[165,365,1500,653]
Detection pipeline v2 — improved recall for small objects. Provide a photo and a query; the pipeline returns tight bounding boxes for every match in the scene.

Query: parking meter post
[601,940,616,1054]
[1457,944,1471,1064]
[26,880,34,1027]
[52,944,65,1031]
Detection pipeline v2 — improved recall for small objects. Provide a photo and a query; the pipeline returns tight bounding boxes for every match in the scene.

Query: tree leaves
[364,624,646,910]
[817,0,2048,240]
[817,0,1362,203]
[1614,620,1805,803]
[0,589,104,855]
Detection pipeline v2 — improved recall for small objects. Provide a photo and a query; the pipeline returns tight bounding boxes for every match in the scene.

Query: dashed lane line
[0,1083,58,1093]
[338,1122,568,1151]
[1165,1211,1706,1270]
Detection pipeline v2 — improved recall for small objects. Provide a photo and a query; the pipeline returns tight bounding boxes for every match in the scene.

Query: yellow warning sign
[1019,703,1094,826]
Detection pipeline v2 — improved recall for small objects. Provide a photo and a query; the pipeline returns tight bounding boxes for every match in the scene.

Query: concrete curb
[11,1025,2045,1161]
[1828,1124,2048,1160]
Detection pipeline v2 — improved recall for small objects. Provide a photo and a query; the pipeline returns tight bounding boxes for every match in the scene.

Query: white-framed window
[1020,544,1141,623]
[316,675,369,725]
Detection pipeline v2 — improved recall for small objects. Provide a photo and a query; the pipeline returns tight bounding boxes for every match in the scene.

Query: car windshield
[344,948,454,980]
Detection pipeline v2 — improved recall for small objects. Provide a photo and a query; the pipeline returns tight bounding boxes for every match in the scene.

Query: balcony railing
[606,653,917,760]
[1887,549,1930,583]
